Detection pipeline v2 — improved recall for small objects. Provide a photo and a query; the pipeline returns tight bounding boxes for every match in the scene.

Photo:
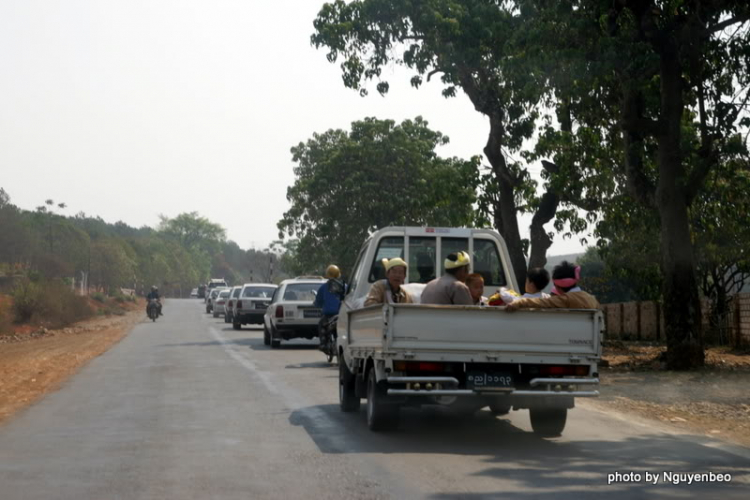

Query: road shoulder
[0,309,143,424]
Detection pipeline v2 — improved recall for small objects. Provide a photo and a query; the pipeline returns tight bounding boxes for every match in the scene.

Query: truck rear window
[473,238,507,287]
[368,237,404,282]
[409,237,436,284]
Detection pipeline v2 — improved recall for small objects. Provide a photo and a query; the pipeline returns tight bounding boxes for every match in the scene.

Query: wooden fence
[602,293,750,347]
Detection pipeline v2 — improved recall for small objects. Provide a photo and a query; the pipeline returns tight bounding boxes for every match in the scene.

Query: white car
[263,277,326,348]
[212,289,231,318]
[206,287,227,314]
[224,286,243,324]
[190,288,199,298]
[232,283,278,330]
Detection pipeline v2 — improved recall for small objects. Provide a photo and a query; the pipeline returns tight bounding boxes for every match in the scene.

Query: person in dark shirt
[146,285,163,316]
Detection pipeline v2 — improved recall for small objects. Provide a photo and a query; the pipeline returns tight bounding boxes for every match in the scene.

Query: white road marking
[208,326,339,432]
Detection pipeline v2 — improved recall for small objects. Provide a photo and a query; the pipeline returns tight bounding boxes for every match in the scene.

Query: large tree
[312,0,563,287]
[158,212,226,254]
[527,0,750,368]
[278,116,479,274]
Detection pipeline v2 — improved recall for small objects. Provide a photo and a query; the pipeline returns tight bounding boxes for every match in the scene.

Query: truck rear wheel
[339,361,360,412]
[366,369,399,431]
[529,408,567,437]
[232,319,241,331]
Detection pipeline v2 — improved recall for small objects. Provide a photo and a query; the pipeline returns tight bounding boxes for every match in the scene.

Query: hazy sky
[0,0,586,256]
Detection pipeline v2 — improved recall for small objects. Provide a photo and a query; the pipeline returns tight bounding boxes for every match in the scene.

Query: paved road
[1,299,749,499]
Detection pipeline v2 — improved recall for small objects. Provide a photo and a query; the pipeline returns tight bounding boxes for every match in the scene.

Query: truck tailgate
[348,304,602,358]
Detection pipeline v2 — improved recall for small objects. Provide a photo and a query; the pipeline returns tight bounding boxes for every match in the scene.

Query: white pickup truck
[336,227,603,436]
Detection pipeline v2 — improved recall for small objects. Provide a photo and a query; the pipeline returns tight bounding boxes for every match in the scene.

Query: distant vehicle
[205,279,229,303]
[232,283,278,330]
[224,286,243,324]
[147,298,160,322]
[206,288,227,314]
[190,288,199,298]
[262,277,325,348]
[213,289,231,318]
[197,284,207,299]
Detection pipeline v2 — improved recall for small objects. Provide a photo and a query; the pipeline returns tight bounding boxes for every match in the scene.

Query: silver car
[213,289,231,318]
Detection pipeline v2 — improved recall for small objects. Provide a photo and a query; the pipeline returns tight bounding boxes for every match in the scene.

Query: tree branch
[426,68,447,81]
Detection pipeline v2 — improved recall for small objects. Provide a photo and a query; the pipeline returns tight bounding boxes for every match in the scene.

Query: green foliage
[91,292,106,303]
[158,212,226,256]
[278,117,479,274]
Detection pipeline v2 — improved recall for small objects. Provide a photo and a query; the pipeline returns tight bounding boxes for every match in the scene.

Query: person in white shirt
[522,267,551,299]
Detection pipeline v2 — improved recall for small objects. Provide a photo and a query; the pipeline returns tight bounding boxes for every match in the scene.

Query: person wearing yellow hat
[364,257,413,306]
[421,251,474,305]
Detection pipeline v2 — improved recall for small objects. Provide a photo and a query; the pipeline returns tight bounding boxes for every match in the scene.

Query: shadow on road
[289,404,750,499]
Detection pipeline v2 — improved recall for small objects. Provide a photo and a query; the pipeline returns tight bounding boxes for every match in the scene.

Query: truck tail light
[539,365,589,376]
[394,361,445,372]
[275,305,284,318]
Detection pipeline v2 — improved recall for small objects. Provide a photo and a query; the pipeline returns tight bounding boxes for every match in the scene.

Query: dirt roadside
[0,308,144,424]
[585,344,750,448]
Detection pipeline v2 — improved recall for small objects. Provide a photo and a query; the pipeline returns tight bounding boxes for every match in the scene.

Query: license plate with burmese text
[467,372,514,391]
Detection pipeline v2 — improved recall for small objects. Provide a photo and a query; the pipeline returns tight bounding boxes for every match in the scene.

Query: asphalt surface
[1,299,749,500]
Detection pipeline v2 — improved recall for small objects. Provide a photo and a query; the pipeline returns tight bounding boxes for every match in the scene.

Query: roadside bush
[91,292,106,303]
[12,280,41,323]
[12,279,93,328]
[114,295,126,304]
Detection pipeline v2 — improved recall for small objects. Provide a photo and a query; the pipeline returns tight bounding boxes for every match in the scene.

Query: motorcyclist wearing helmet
[146,285,163,316]
[314,265,342,350]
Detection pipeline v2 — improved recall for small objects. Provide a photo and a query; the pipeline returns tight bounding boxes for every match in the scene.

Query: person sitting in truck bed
[364,258,413,306]
[522,267,551,299]
[505,261,599,311]
[466,273,488,306]
[420,251,474,306]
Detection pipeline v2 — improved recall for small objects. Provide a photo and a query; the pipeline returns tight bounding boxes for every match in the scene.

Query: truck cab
[339,226,518,321]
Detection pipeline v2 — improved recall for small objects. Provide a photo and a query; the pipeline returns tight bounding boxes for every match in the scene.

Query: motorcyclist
[146,285,163,316]
[314,265,342,351]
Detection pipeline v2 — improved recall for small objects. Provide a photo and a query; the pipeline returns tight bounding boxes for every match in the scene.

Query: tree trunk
[483,112,527,289]
[528,191,559,270]
[656,43,704,369]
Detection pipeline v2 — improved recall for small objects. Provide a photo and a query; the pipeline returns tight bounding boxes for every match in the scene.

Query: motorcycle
[319,315,338,363]
[147,298,160,322]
